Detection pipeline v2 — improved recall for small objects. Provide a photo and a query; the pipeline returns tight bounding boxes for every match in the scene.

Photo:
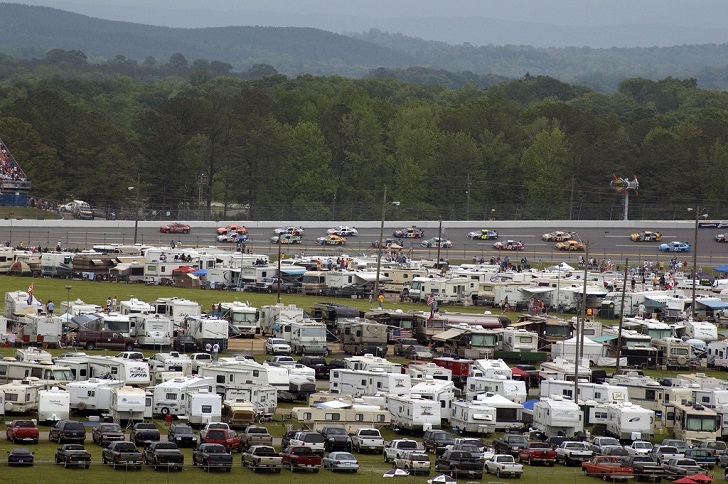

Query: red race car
[160,222,191,234]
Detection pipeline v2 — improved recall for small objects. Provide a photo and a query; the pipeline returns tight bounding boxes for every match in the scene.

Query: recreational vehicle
[219,301,260,337]
[605,402,655,440]
[110,386,146,421]
[666,400,720,444]
[652,338,692,369]
[532,396,583,438]
[85,355,150,386]
[274,320,328,355]
[302,270,328,296]
[0,361,73,384]
[329,368,411,397]
[344,355,402,373]
[221,399,256,428]
[471,393,525,430]
[40,252,74,278]
[148,352,192,373]
[66,379,124,412]
[0,378,46,413]
[151,297,201,326]
[17,315,63,347]
[538,358,592,382]
[37,387,70,422]
[199,362,289,397]
[337,318,388,356]
[259,303,305,335]
[680,320,718,342]
[185,389,222,425]
[469,358,512,379]
[119,297,154,317]
[222,384,277,417]
[15,347,52,363]
[501,328,539,352]
[150,376,215,416]
[293,404,391,433]
[466,376,527,403]
[450,400,496,434]
[435,327,500,359]
[607,374,666,413]
[184,314,229,350]
[406,363,452,381]
[387,394,442,431]
[134,315,174,347]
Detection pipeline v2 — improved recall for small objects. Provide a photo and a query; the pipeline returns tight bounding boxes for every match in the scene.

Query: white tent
[551,336,604,363]
[549,262,575,271]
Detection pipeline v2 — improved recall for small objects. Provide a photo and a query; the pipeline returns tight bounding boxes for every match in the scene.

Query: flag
[26,283,33,305]
[426,294,434,306]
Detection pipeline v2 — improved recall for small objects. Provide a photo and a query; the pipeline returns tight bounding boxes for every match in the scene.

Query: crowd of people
[0,141,26,182]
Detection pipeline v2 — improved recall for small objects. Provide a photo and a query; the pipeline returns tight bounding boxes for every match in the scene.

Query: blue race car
[658,241,691,252]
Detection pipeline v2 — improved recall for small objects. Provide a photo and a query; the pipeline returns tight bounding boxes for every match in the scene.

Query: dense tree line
[1,50,728,221]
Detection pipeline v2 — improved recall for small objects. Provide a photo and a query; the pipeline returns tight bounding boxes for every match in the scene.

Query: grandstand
[0,138,30,206]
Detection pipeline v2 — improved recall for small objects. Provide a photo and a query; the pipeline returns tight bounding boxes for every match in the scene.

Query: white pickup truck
[352,428,385,453]
[556,441,594,466]
[384,439,420,463]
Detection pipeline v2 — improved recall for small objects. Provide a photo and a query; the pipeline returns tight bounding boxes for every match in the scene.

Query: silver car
[322,451,359,473]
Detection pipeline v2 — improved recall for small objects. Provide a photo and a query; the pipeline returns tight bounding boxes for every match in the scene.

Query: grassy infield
[0,275,724,483]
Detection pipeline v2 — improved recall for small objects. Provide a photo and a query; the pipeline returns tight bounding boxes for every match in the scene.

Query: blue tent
[714,265,728,272]
[522,399,540,411]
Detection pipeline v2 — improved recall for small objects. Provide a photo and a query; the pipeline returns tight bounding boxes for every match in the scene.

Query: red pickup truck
[6,420,39,444]
[518,441,557,466]
[280,446,322,472]
[203,429,242,453]
[581,456,634,480]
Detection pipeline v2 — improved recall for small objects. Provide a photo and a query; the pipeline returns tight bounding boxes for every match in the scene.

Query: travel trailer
[344,355,402,373]
[680,320,718,342]
[410,379,458,420]
[66,379,125,412]
[707,340,728,367]
[538,358,592,382]
[150,376,214,416]
[450,400,496,434]
[500,328,539,352]
[408,276,478,304]
[37,387,70,422]
[274,320,328,355]
[293,404,391,433]
[151,297,201,326]
[406,363,452,381]
[0,361,74,384]
[199,362,289,397]
[604,402,655,441]
[329,368,411,397]
[471,393,525,431]
[85,355,150,386]
[607,374,666,413]
[539,380,629,405]
[259,303,305,335]
[387,394,442,431]
[532,396,583,438]
[469,358,512,379]
[119,297,154,317]
[110,386,146,422]
[337,318,388,356]
[15,347,53,363]
[550,337,604,365]
[0,378,46,413]
[466,376,527,403]
[134,315,174,347]
[4,290,34,319]
[185,389,222,425]
[222,384,277,417]
[16,315,63,347]
[184,315,229,350]
[221,399,256,428]
[148,352,192,373]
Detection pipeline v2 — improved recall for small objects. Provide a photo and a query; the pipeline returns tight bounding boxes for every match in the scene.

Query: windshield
[686,416,718,432]
[470,334,498,347]
[634,442,652,449]
[545,325,571,338]
[231,312,257,323]
[100,425,121,432]
[510,436,528,444]
[175,426,194,434]
[205,444,226,453]
[326,428,347,435]
[53,369,74,380]
[599,438,619,446]
[298,328,325,338]
[115,443,136,451]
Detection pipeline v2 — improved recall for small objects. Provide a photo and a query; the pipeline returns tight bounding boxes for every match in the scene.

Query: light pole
[373,187,400,298]
[65,285,72,319]
[276,238,282,304]
[129,174,140,244]
[688,207,707,320]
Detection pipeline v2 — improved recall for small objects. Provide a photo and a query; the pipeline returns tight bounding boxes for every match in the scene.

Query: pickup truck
[92,422,125,447]
[242,445,283,473]
[240,426,273,450]
[201,422,230,440]
[320,425,353,452]
[281,446,322,472]
[436,449,485,479]
[352,428,385,453]
[625,441,653,456]
[203,429,242,453]
[102,441,144,470]
[265,355,297,366]
[683,448,715,470]
[494,433,529,457]
[517,441,557,466]
[662,458,703,478]
[144,442,184,471]
[189,352,213,372]
[485,454,525,478]
[130,422,160,446]
[192,443,233,472]
[384,439,421,463]
[581,456,634,480]
[394,451,432,476]
[624,455,666,482]
[589,437,622,455]
[6,420,39,444]
[556,441,594,466]
[55,444,92,469]
[76,330,136,351]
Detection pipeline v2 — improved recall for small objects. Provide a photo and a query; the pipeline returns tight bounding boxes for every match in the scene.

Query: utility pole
[616,257,629,372]
[466,174,471,221]
[373,185,387,298]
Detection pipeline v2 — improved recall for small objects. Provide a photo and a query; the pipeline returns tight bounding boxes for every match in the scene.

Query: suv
[423,430,455,456]
[168,423,197,448]
[130,422,161,446]
[320,426,352,452]
[265,338,291,355]
[298,356,330,378]
[290,431,326,456]
[75,330,136,351]
[173,334,198,353]
[49,420,86,444]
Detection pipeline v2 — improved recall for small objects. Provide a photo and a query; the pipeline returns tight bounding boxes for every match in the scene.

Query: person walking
[205,342,212,354]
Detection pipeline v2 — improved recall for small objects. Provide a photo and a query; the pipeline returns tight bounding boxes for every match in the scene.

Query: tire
[86,341,95,350]
[529,456,533,466]
[125,343,134,351]
[183,230,189,234]
[496,468,501,477]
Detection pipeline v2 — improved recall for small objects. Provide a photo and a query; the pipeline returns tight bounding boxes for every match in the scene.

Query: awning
[520,287,555,294]
[715,265,728,273]
[432,328,465,341]
[191,269,208,275]
[643,298,667,309]
[279,266,307,276]
[511,367,530,378]
[591,334,618,343]
[697,299,728,309]
[356,273,393,282]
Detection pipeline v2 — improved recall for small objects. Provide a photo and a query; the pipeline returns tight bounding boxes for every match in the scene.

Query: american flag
[426,294,434,306]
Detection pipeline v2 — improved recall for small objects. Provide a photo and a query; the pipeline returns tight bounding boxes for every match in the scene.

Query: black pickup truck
[144,442,184,471]
[435,450,484,479]
[102,441,144,470]
[55,444,92,469]
[192,443,233,472]
[493,434,529,457]
[130,422,161,446]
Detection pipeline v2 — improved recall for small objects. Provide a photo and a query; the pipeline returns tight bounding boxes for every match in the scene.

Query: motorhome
[199,362,289,397]
[312,303,362,335]
[184,389,222,425]
[259,303,305,335]
[379,267,432,293]
[293,404,391,433]
[37,387,70,422]
[652,338,692,369]
[540,380,629,404]
[364,310,417,343]
[510,314,573,351]
[329,368,411,397]
[219,301,260,337]
[151,297,202,326]
[66,379,125,412]
[623,317,674,340]
[406,363,452,381]
[471,393,524,430]
[148,352,192,373]
[274,320,328,355]
[603,327,659,368]
[15,347,52,363]
[475,279,533,308]
[408,276,478,304]
[302,270,328,296]
[60,299,102,317]
[387,394,442,431]
[550,337,604,365]
[134,315,174,347]
[691,389,728,438]
[119,297,154,317]
[96,313,133,336]
[110,386,146,421]
[707,340,728,367]
[150,376,215,416]
[344,355,402,373]
[469,358,512,379]
[337,318,388,356]
[184,314,229,350]
[85,355,150,386]
[466,376,527,403]
[40,252,74,278]
[666,400,720,444]
[435,327,500,359]
[604,402,655,440]
[607,374,666,413]
[450,400,497,434]
[532,396,583,438]
[0,360,74,384]
[0,378,47,412]
[221,399,256,428]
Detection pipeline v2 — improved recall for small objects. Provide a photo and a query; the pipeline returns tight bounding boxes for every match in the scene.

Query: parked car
[625,454,665,482]
[494,433,529,457]
[630,230,662,242]
[75,330,136,351]
[394,338,420,356]
[327,226,358,237]
[192,443,233,472]
[160,222,190,234]
[658,241,691,252]
[7,448,34,466]
[517,441,557,466]
[435,449,485,479]
[242,445,283,473]
[403,345,433,360]
[55,444,91,469]
[316,234,347,246]
[298,356,331,379]
[173,334,198,353]
[6,420,39,444]
[280,446,322,472]
[289,431,326,456]
[420,237,452,248]
[589,436,621,455]
[556,441,593,466]
[322,451,359,473]
[625,441,654,456]
[662,457,703,477]
[130,422,161,446]
[102,441,144,470]
[264,337,291,355]
[467,229,498,240]
[484,454,523,478]
[648,445,683,465]
[423,430,455,455]
[581,456,633,480]
[695,440,727,457]
[684,448,715,469]
[168,423,198,448]
[384,439,421,463]
[49,420,86,444]
[394,451,432,476]
[92,422,125,447]
[320,426,352,452]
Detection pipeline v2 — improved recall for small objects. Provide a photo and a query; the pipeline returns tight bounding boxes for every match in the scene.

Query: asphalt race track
[3,219,727,270]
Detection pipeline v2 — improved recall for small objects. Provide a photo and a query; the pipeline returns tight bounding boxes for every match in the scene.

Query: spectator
[46,300,54,316]
[212,342,220,360]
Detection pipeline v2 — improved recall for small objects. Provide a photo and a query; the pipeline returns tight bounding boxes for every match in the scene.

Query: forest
[2,49,728,222]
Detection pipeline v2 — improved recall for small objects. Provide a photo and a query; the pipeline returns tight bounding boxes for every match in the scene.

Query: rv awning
[432,328,466,341]
[312,400,351,409]
[697,299,728,309]
[520,287,555,294]
[591,334,618,343]
[191,269,207,275]
[643,298,667,309]
[511,367,530,378]
[279,266,307,276]
[356,273,392,282]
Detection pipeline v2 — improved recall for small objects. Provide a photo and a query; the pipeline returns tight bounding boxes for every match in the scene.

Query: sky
[9,0,728,48]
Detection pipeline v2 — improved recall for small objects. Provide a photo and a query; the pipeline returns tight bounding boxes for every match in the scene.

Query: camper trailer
[607,374,666,413]
[471,393,525,431]
[652,338,692,369]
[149,352,192,373]
[67,379,125,412]
[199,362,289,397]
[538,358,592,382]
[0,361,74,384]
[539,380,629,404]
[85,355,150,386]
[450,400,497,434]
[222,384,277,417]
[337,318,388,356]
[406,363,452,381]
[329,368,411,397]
[134,315,174,347]
[466,376,527,403]
[119,297,154,317]
[16,315,63,347]
[293,404,391,433]
[0,378,47,413]
[184,315,229,350]
[185,389,222,425]
[110,386,146,422]
[532,396,583,438]
[500,328,539,352]
[435,327,500,359]
[605,402,655,441]
[219,301,260,337]
[469,359,512,379]
[259,303,305,335]
[387,394,442,431]
[15,347,52,363]
[410,378,457,422]
[37,387,70,422]
[40,252,74,278]
[344,355,402,373]
[151,297,201,326]
[221,399,256,428]
[550,337,604,365]
[151,376,214,416]
[681,320,718,342]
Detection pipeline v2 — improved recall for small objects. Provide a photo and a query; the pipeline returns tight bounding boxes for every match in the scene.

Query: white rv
[540,380,629,404]
[681,320,718,342]
[40,252,74,278]
[151,297,201,326]
[450,400,496,434]
[500,328,539,352]
[15,347,53,363]
[532,396,583,438]
[471,393,524,430]
[0,361,74,384]
[344,355,402,373]
[150,375,215,416]
[185,389,222,425]
[110,386,146,421]
[184,315,229,350]
[292,404,391,433]
[410,378,457,421]
[406,363,452,381]
[708,340,728,367]
[37,387,70,422]
[67,379,125,412]
[387,394,442,431]
[134,315,174,347]
[538,357,592,382]
[223,384,278,416]
[0,378,46,413]
[466,376,527,403]
[85,355,150,386]
[119,297,154,317]
[284,320,328,356]
[199,362,290,396]
[329,368,411,397]
[16,315,63,347]
[550,337,604,365]
[149,352,192,373]
[4,290,34,319]
[469,359,511,379]
[259,303,305,335]
[605,402,655,440]
[219,301,260,337]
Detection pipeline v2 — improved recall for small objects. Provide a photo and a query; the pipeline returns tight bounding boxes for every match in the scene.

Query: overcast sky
[12,0,728,48]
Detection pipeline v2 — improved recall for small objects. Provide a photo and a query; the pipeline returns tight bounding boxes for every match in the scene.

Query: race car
[420,237,452,248]
[542,231,573,242]
[216,224,247,235]
[393,227,425,238]
[327,226,358,237]
[271,234,303,244]
[715,233,728,242]
[316,234,347,246]
[466,229,499,240]
[160,222,191,234]
[372,238,404,248]
[493,240,525,251]
[658,241,691,252]
[273,226,304,236]
[555,240,586,251]
[217,233,248,243]
[630,230,662,242]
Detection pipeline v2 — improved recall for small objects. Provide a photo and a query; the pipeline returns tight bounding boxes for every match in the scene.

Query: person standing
[378,293,385,309]
[46,300,54,316]
[56,240,62,252]
[111,296,117,312]
[36,299,43,315]
[212,342,220,360]
[106,297,112,313]
[205,342,212,353]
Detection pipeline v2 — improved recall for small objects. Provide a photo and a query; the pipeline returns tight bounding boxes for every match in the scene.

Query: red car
[160,222,191,234]
[203,429,242,453]
[6,420,40,444]
[216,224,247,235]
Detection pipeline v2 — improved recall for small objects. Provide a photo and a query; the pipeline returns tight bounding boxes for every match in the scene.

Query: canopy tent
[279,266,307,276]
[191,269,208,275]
[591,334,618,343]
[427,475,457,484]
[549,262,575,271]
[643,298,667,309]
[511,367,530,378]
[383,468,409,478]
[522,399,540,411]
[696,299,728,309]
[714,265,728,273]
